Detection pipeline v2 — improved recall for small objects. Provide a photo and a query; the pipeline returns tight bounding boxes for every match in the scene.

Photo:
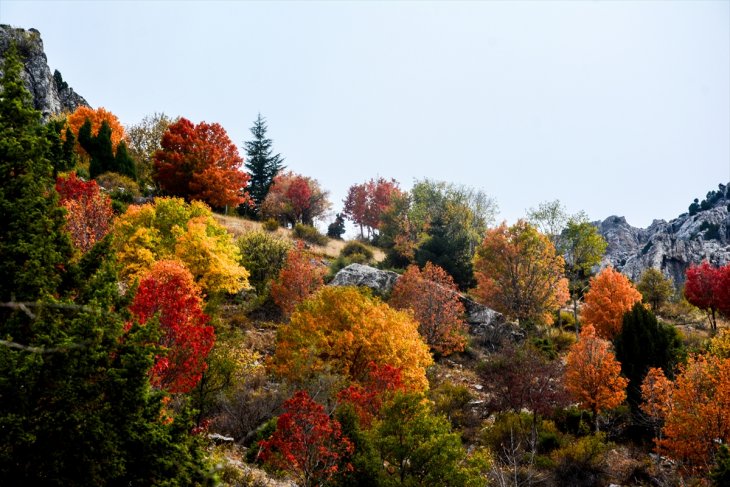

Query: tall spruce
[243,113,284,215]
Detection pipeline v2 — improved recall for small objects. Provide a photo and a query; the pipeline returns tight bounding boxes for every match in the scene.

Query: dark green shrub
[428,381,475,431]
[262,218,279,232]
[551,434,610,487]
[237,231,291,296]
[293,223,328,246]
[341,241,374,260]
[554,406,592,436]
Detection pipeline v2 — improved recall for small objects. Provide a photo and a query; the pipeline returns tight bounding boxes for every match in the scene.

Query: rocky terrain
[0,25,88,119]
[597,183,730,286]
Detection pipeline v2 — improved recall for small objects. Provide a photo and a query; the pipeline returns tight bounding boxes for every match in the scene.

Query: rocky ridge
[0,25,88,120]
[597,183,730,285]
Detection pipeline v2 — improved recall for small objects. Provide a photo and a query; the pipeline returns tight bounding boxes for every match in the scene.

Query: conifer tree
[243,113,285,215]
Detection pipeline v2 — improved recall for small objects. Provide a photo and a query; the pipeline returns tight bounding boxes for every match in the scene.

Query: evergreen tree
[243,113,284,215]
[45,119,77,178]
[113,140,137,180]
[79,119,126,179]
[327,213,347,239]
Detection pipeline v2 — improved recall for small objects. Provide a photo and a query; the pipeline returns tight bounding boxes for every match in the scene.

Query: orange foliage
[55,173,114,252]
[565,324,627,431]
[473,220,569,326]
[269,286,433,391]
[640,367,673,424]
[581,266,642,338]
[66,106,126,154]
[389,263,467,356]
[655,355,730,474]
[270,241,326,316]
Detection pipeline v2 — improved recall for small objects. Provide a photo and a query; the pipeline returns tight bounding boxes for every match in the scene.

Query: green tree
[563,216,607,329]
[526,199,568,249]
[78,118,137,180]
[636,268,674,313]
[243,113,285,215]
[237,230,292,297]
[45,119,77,178]
[126,112,174,189]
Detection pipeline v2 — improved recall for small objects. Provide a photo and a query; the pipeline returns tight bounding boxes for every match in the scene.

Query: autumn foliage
[343,177,401,239]
[684,261,730,331]
[565,325,628,431]
[270,286,433,391]
[66,106,126,155]
[154,117,251,208]
[260,171,330,226]
[337,361,406,427]
[389,263,467,356]
[270,241,326,316]
[473,220,569,326]
[129,260,215,393]
[55,172,114,252]
[581,266,642,338]
[259,390,353,487]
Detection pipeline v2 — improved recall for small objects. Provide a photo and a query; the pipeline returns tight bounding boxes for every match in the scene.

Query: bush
[96,171,140,203]
[262,218,279,232]
[237,231,292,297]
[555,310,576,331]
[293,224,328,246]
[551,434,610,487]
[329,241,375,277]
[554,406,592,437]
[428,381,476,431]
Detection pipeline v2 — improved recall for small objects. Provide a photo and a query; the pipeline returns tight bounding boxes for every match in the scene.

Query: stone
[329,263,399,296]
[0,25,89,120]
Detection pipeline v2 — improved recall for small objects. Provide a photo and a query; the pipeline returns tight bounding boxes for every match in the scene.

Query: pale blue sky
[2,1,729,230]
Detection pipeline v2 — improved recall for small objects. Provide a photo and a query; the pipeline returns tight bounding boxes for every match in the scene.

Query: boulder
[329,263,399,296]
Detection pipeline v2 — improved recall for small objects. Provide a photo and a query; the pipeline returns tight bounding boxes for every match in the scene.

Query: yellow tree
[581,266,642,339]
[269,286,433,391]
[565,325,628,432]
[473,220,569,326]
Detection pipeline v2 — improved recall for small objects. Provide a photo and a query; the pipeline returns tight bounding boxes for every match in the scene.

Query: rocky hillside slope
[0,25,88,119]
[597,183,730,285]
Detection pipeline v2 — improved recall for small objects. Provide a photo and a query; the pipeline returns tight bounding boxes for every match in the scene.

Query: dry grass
[214,214,385,262]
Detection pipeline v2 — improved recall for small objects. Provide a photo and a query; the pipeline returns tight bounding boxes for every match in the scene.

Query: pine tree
[243,113,284,215]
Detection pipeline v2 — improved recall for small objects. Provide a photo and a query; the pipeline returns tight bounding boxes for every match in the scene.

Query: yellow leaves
[270,286,433,391]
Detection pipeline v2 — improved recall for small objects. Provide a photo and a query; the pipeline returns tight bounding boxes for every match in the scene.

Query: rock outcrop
[330,263,522,347]
[597,183,730,286]
[0,25,88,120]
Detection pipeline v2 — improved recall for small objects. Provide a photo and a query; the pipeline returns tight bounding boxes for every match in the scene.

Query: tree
[270,241,326,316]
[270,286,433,391]
[112,197,249,294]
[613,303,684,412]
[260,171,331,226]
[565,325,628,432]
[237,230,292,297]
[473,220,569,327]
[389,263,467,356]
[154,117,251,209]
[45,118,77,178]
[526,199,568,248]
[656,355,730,474]
[327,213,346,239]
[260,390,353,487]
[126,112,175,188]
[562,217,608,329]
[55,173,114,252]
[77,118,137,180]
[343,178,402,239]
[636,268,675,313]
[581,266,642,339]
[243,114,285,214]
[337,362,406,428]
[640,367,673,439]
[66,105,126,156]
[684,261,724,332]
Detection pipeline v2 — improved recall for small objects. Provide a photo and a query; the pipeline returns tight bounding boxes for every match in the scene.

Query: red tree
[129,260,215,393]
[55,173,114,252]
[343,177,401,239]
[154,117,251,209]
[261,171,330,226]
[271,241,326,316]
[337,361,406,427]
[685,261,727,331]
[389,262,467,356]
[260,391,353,487]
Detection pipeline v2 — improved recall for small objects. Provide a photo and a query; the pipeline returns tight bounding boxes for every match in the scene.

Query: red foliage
[129,260,215,394]
[389,263,467,356]
[153,118,251,208]
[684,261,728,331]
[261,171,330,226]
[337,362,406,427]
[260,391,353,487]
[270,241,325,316]
[343,177,401,239]
[285,175,313,222]
[55,173,114,252]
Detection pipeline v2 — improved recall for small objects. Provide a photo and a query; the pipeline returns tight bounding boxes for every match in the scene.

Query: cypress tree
[243,113,285,215]
[113,139,137,180]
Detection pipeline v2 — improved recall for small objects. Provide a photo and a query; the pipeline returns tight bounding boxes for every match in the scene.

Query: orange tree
[66,106,126,155]
[581,266,641,339]
[271,241,325,316]
[269,286,433,391]
[154,117,251,209]
[472,220,569,327]
[565,324,628,432]
[389,262,467,356]
[652,355,730,474]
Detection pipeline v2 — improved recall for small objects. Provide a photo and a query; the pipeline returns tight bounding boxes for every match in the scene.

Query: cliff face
[597,183,730,286]
[0,25,88,120]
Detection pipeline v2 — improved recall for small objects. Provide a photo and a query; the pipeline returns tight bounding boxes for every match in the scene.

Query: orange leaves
[389,263,467,356]
[640,367,672,425]
[270,286,433,391]
[581,267,642,339]
[473,220,569,326]
[270,241,325,316]
[565,325,627,430]
[66,106,125,154]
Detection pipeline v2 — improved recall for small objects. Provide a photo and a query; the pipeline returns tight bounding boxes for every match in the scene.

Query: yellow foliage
[269,286,433,391]
[709,329,730,359]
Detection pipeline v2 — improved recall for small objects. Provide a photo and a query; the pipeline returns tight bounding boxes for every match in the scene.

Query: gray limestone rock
[329,263,400,296]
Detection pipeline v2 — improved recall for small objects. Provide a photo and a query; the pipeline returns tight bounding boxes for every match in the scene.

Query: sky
[2,0,729,232]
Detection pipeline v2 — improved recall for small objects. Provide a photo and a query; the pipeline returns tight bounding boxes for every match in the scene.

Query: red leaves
[389,263,467,356]
[343,177,401,238]
[154,118,251,208]
[55,173,114,252]
[337,361,406,427]
[271,242,325,316]
[129,260,215,394]
[260,391,353,486]
[684,261,730,331]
